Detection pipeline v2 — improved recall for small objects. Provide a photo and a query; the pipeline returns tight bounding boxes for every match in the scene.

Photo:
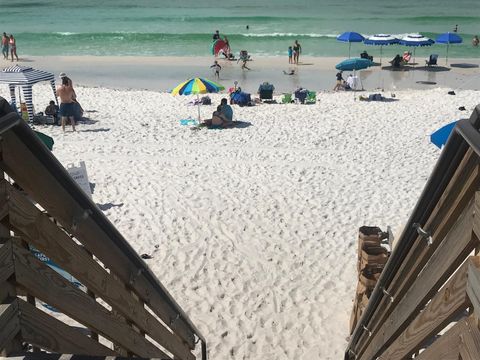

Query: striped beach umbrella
[364,34,398,64]
[171,77,224,120]
[398,34,434,64]
[0,65,58,123]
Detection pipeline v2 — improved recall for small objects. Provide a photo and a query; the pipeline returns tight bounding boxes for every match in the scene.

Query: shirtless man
[57,76,76,132]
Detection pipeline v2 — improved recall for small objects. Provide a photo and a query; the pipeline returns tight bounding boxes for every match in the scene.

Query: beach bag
[231,91,251,106]
[201,96,212,105]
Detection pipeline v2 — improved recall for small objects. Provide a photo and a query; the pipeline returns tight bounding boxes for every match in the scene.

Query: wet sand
[2,55,479,93]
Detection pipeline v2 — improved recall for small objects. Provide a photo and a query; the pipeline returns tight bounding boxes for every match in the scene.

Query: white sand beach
[2,83,478,359]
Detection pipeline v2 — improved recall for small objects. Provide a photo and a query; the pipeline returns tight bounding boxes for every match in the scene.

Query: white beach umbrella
[398,34,435,65]
[363,34,398,64]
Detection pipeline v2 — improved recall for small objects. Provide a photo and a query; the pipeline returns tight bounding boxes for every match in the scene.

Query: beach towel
[180,119,199,126]
[191,120,252,130]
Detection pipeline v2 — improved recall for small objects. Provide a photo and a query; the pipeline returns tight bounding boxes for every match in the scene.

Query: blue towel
[180,119,198,126]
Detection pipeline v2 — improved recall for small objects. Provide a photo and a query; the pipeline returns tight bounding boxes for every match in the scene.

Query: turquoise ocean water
[3,0,480,59]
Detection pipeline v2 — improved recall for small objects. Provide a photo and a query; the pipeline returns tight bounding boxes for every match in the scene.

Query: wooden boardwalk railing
[345,105,480,359]
[0,111,206,359]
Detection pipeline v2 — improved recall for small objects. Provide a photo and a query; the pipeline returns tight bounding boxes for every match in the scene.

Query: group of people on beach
[1,33,18,62]
[288,40,302,64]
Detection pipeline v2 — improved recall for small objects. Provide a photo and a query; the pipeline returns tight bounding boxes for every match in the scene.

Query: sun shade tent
[0,65,58,122]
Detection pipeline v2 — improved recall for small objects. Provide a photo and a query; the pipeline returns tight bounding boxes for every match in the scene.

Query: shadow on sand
[450,63,479,69]
[381,65,451,72]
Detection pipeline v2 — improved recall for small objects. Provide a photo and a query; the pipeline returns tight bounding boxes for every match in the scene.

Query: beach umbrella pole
[446,43,449,65]
[380,46,383,65]
[197,94,201,121]
[349,43,351,58]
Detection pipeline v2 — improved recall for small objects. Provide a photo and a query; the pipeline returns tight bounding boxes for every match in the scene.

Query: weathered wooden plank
[0,126,195,349]
[380,257,478,360]
[0,181,9,223]
[354,149,480,356]
[415,318,465,360]
[0,240,14,284]
[459,316,480,360]
[10,239,170,359]
[467,255,480,320]
[0,300,21,353]
[359,198,477,360]
[4,182,193,360]
[17,298,115,356]
[0,282,15,303]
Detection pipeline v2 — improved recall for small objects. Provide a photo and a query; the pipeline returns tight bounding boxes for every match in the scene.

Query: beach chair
[281,93,292,104]
[305,91,317,104]
[402,51,412,64]
[425,54,438,67]
[258,82,274,102]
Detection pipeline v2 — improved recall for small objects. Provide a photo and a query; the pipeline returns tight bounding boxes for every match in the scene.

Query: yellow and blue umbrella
[171,77,224,120]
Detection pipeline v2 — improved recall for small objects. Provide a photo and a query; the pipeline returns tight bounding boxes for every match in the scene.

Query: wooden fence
[0,112,206,359]
[345,105,480,359]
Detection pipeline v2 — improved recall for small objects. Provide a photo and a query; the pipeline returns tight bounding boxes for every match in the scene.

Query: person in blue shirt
[219,98,233,122]
[288,46,293,64]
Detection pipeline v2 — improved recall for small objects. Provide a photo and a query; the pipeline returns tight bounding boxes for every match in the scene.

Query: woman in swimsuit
[9,35,18,62]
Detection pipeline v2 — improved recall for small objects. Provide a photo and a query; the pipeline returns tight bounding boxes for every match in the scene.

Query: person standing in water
[9,34,18,62]
[293,40,301,64]
[1,33,9,60]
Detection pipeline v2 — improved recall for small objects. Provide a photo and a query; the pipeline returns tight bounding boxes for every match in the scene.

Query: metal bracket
[413,223,433,246]
[362,324,372,337]
[382,287,394,303]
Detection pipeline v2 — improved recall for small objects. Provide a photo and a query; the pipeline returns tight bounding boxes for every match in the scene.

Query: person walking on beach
[57,76,76,132]
[213,30,220,40]
[288,46,293,64]
[9,34,18,62]
[293,40,301,64]
[333,71,344,91]
[210,60,221,79]
[1,33,9,60]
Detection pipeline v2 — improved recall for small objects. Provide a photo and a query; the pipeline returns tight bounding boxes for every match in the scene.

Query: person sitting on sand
[333,71,344,91]
[202,99,233,127]
[390,54,402,68]
[219,98,233,123]
[45,100,59,124]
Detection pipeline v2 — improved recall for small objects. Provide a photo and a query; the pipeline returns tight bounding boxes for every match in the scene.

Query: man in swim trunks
[213,30,220,40]
[1,33,8,60]
[57,76,76,132]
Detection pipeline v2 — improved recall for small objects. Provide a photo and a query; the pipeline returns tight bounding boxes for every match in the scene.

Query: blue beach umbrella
[336,58,373,94]
[337,32,365,58]
[336,58,373,71]
[435,32,462,64]
[398,34,434,64]
[430,121,457,148]
[364,34,398,64]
